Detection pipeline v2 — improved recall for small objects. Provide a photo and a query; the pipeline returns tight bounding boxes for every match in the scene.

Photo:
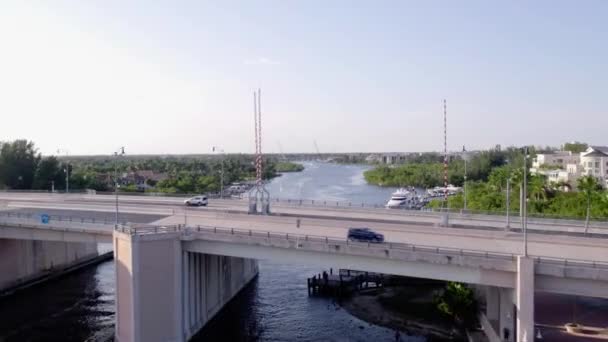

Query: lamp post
[462,146,468,211]
[506,177,511,230]
[522,147,529,257]
[57,149,69,193]
[212,146,225,199]
[114,147,125,224]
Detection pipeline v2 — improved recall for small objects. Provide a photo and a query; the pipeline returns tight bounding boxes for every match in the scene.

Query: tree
[0,140,40,189]
[33,156,64,190]
[435,282,479,329]
[577,175,601,231]
[563,142,588,154]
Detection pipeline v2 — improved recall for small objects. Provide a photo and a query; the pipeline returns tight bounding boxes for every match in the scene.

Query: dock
[307,269,384,297]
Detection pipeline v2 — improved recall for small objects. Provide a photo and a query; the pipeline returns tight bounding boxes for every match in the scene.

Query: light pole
[506,177,511,229]
[57,149,69,193]
[114,147,125,224]
[212,146,225,198]
[462,146,468,211]
[522,147,529,257]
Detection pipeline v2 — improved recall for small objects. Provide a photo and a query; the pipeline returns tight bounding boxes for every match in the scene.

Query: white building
[532,151,579,169]
[580,146,608,188]
[531,146,608,189]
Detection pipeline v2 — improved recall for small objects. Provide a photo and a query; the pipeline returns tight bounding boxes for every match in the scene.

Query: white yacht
[427,185,462,197]
[385,188,419,209]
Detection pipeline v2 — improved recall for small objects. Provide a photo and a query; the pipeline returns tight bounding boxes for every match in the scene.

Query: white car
[184,196,208,207]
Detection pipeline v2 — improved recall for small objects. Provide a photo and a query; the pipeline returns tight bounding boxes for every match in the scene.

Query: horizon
[1,1,606,155]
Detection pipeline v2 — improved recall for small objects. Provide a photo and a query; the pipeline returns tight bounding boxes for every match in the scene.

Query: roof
[590,146,608,154]
[583,146,608,157]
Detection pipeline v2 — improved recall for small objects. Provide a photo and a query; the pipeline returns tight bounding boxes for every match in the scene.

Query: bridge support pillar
[114,230,184,342]
[516,256,534,342]
[499,287,515,342]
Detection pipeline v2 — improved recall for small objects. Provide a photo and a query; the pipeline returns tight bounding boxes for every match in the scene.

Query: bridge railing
[3,191,608,226]
[0,211,118,226]
[185,224,608,269]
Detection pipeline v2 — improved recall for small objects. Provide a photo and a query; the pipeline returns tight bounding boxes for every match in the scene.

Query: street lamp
[114,147,125,224]
[462,146,469,211]
[522,147,529,257]
[57,149,69,193]
[212,146,225,199]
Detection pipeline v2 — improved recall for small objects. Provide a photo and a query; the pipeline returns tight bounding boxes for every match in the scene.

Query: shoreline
[339,286,464,341]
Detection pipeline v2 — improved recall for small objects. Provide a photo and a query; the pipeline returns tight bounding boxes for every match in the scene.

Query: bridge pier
[516,256,534,342]
[114,229,183,342]
[114,229,259,342]
[482,258,533,342]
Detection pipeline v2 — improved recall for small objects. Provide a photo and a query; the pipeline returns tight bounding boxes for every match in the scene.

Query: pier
[307,269,384,297]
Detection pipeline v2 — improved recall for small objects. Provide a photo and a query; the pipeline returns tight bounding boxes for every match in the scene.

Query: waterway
[0,162,419,341]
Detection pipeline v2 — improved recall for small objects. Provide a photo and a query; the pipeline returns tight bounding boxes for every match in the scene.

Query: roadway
[1,192,607,264]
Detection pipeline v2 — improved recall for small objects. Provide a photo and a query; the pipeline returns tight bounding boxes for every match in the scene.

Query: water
[0,162,421,342]
[267,162,398,205]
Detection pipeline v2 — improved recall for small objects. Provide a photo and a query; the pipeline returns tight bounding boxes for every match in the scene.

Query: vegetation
[564,141,588,153]
[434,282,479,329]
[364,148,526,188]
[0,139,286,194]
[427,166,608,219]
[274,161,304,173]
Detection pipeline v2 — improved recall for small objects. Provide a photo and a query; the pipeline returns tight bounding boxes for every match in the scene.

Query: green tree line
[427,166,608,219]
[0,140,302,194]
[364,148,527,188]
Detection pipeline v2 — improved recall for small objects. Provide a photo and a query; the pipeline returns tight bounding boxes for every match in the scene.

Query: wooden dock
[307,269,384,297]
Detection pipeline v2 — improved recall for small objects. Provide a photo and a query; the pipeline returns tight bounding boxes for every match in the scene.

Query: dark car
[347,228,384,243]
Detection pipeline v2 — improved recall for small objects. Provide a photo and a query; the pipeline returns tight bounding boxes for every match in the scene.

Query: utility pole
[463,145,467,211]
[57,149,69,193]
[114,147,125,224]
[440,99,449,227]
[506,178,511,229]
[523,146,528,257]
[212,146,225,198]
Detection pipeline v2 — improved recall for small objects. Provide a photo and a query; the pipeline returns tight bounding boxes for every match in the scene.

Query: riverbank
[340,284,465,341]
[275,161,305,173]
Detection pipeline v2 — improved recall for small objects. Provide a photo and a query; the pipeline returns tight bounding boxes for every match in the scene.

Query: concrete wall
[0,238,99,292]
[183,252,257,340]
[114,231,258,342]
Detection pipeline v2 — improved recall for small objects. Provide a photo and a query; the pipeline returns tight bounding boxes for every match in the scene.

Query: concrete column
[181,251,189,337]
[195,253,201,327]
[499,287,515,342]
[189,252,195,331]
[516,256,534,342]
[486,286,500,324]
[114,231,183,342]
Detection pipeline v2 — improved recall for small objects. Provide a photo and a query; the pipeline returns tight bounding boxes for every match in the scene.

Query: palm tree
[529,175,547,202]
[577,175,601,232]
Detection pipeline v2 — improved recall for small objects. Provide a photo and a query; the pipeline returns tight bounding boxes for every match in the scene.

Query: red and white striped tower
[254,89,263,186]
[443,99,448,206]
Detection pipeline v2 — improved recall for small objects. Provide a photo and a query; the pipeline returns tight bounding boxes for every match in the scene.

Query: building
[531,147,608,189]
[532,151,579,169]
[580,146,608,188]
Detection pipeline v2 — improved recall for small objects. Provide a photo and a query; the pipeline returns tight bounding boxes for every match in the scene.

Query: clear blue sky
[0,1,606,155]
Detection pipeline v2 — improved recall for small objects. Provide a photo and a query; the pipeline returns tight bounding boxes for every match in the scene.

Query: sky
[0,1,606,155]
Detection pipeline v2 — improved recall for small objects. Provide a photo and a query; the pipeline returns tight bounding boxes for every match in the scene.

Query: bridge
[1,192,608,342]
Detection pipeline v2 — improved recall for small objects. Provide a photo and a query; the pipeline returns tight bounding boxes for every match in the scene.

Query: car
[347,227,384,243]
[184,196,208,207]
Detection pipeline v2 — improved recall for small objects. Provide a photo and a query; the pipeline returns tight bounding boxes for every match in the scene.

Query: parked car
[347,228,384,243]
[184,196,208,207]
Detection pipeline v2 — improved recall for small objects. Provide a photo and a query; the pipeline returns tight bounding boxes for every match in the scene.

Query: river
[0,162,422,342]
